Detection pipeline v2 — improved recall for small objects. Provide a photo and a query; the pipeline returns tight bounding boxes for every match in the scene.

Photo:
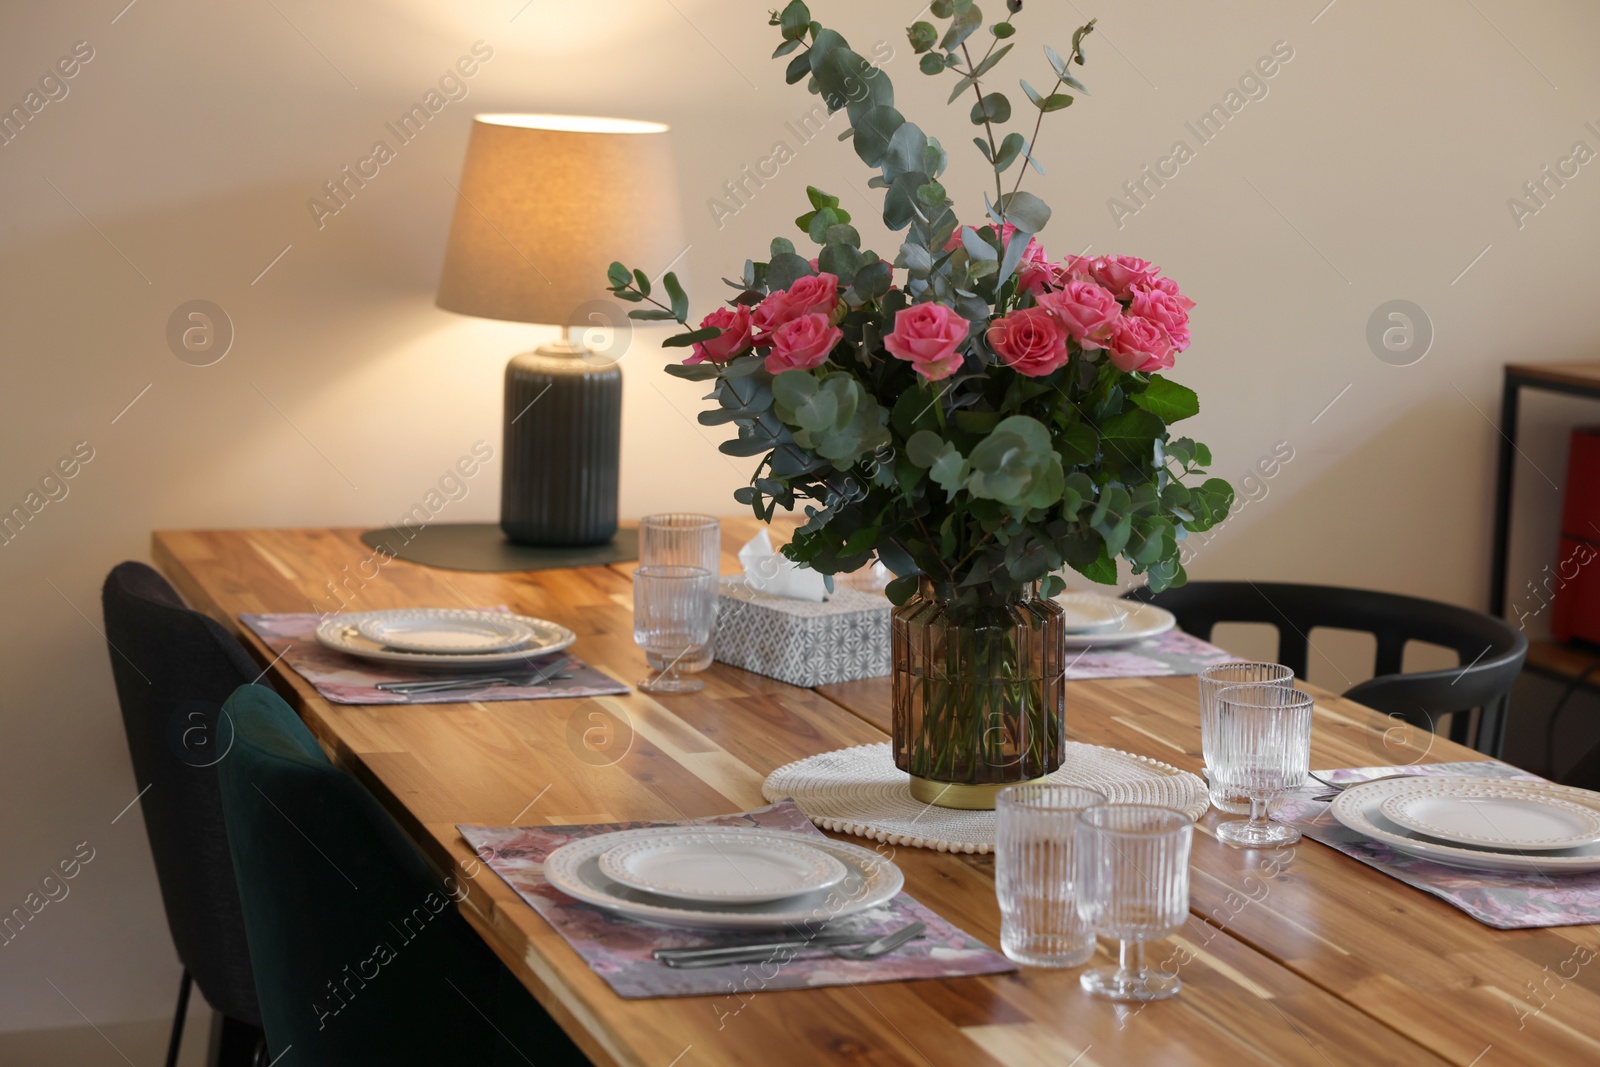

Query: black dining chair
[101,562,268,1067]
[1124,580,1528,757]
[216,682,586,1065]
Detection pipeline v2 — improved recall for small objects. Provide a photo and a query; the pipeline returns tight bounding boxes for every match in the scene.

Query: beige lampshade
[436,113,683,327]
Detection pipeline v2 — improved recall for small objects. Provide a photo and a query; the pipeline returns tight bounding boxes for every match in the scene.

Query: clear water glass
[639,515,721,674]
[995,784,1106,968]
[632,565,717,694]
[1198,662,1294,814]
[1211,683,1314,849]
[1075,804,1194,1001]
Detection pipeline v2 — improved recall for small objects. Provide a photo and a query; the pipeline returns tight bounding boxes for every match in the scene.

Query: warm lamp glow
[474,113,669,135]
[435,113,683,328]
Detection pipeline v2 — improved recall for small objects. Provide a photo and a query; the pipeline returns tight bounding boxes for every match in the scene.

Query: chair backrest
[1126,581,1528,755]
[216,683,555,1064]
[101,561,262,1027]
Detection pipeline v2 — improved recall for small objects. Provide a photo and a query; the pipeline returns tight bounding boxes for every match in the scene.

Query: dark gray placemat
[360,522,638,572]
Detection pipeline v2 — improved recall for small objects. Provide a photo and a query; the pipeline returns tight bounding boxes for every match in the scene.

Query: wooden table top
[152,522,1600,1067]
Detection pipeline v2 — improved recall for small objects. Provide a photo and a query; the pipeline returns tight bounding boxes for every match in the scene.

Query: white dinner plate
[315,611,574,669]
[1058,599,1176,649]
[596,828,849,905]
[356,608,537,654]
[1054,593,1130,634]
[543,827,903,929]
[1378,782,1600,852]
[1330,776,1600,873]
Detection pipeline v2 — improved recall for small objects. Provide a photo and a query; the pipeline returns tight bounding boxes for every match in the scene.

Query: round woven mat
[762,742,1208,854]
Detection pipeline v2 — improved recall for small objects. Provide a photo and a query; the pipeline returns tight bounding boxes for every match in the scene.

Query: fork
[660,922,926,969]
[1307,771,1426,801]
[376,663,570,694]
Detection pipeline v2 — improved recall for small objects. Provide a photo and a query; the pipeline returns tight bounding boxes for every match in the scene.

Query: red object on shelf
[1551,427,1600,645]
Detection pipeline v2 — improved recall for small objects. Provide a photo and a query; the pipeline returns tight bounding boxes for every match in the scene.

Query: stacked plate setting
[1329,775,1600,873]
[542,826,903,929]
[1054,592,1176,648]
[314,608,575,668]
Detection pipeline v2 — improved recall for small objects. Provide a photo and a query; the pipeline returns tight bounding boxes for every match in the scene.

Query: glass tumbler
[1211,683,1314,849]
[1075,804,1194,1002]
[632,565,718,694]
[995,784,1106,967]
[1198,662,1294,814]
[639,514,721,674]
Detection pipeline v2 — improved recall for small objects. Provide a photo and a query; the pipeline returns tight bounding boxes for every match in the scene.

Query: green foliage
[605,7,1227,608]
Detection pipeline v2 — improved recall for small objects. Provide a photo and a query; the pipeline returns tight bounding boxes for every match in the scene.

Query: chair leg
[165,969,192,1067]
[207,1011,269,1067]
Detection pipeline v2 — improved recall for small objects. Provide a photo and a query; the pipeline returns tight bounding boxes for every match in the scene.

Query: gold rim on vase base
[907,775,1051,810]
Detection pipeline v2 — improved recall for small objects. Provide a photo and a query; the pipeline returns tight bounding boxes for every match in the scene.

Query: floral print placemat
[457,801,1015,999]
[1275,761,1600,929]
[239,611,628,705]
[1063,628,1235,680]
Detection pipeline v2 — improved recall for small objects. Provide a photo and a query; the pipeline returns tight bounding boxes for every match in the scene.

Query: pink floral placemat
[1063,628,1234,680]
[238,612,628,705]
[456,801,1015,999]
[1275,761,1600,929]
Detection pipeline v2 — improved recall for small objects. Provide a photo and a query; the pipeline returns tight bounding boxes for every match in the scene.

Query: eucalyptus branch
[1009,22,1094,200]
[960,41,1006,212]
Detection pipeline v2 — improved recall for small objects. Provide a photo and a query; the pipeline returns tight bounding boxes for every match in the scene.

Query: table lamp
[436,113,683,548]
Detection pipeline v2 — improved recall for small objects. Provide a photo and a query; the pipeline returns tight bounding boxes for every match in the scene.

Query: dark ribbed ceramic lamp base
[501,344,621,547]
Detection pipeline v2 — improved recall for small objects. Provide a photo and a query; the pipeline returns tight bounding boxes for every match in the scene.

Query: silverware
[660,922,926,969]
[652,931,891,962]
[376,662,569,693]
[1307,771,1427,802]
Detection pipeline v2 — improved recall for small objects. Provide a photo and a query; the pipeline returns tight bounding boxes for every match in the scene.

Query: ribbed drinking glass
[995,784,1106,967]
[1198,662,1294,814]
[639,514,720,673]
[1211,683,1314,848]
[632,565,717,694]
[1075,804,1193,1001]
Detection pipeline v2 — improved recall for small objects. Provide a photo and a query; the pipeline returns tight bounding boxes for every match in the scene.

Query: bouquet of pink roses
[608,1,1230,607]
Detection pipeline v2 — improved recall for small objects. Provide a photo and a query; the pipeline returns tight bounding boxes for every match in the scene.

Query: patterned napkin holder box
[712,576,891,687]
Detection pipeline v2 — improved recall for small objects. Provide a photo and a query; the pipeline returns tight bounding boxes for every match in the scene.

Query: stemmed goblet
[1074,804,1194,1001]
[1211,683,1314,849]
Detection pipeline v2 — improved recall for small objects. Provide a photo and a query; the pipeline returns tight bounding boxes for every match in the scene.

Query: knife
[652,931,907,961]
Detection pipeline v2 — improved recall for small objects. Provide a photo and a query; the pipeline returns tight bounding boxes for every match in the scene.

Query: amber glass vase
[891,578,1066,809]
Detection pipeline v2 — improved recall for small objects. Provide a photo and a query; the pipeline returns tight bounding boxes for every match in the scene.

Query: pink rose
[1036,281,1121,350]
[1128,287,1191,352]
[883,302,971,380]
[987,307,1069,377]
[1107,314,1176,373]
[1059,254,1100,284]
[751,273,839,344]
[1138,274,1195,310]
[1018,260,1064,296]
[1090,255,1161,297]
[765,312,842,374]
[684,304,753,365]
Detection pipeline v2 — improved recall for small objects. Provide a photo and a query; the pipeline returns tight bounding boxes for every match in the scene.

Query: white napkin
[737,530,827,602]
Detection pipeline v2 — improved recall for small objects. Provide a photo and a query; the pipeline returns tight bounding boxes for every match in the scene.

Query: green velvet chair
[217,684,587,1065]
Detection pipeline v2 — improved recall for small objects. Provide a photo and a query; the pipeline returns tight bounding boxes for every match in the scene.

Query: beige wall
[1,0,1596,1033]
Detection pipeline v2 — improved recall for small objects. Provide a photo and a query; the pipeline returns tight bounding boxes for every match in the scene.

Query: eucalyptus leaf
[662,326,721,348]
[995,190,1051,231]
[969,92,1011,125]
[853,105,905,167]
[972,42,1014,77]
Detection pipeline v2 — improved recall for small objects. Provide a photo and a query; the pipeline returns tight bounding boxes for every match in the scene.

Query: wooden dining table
[152,519,1600,1067]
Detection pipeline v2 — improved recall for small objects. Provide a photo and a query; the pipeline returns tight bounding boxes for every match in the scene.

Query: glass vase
[891,577,1066,809]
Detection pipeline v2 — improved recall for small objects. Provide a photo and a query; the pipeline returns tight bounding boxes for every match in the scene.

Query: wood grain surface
[151,522,1599,1067]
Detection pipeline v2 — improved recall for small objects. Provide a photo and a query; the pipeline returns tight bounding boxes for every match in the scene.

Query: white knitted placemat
[762,742,1208,854]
